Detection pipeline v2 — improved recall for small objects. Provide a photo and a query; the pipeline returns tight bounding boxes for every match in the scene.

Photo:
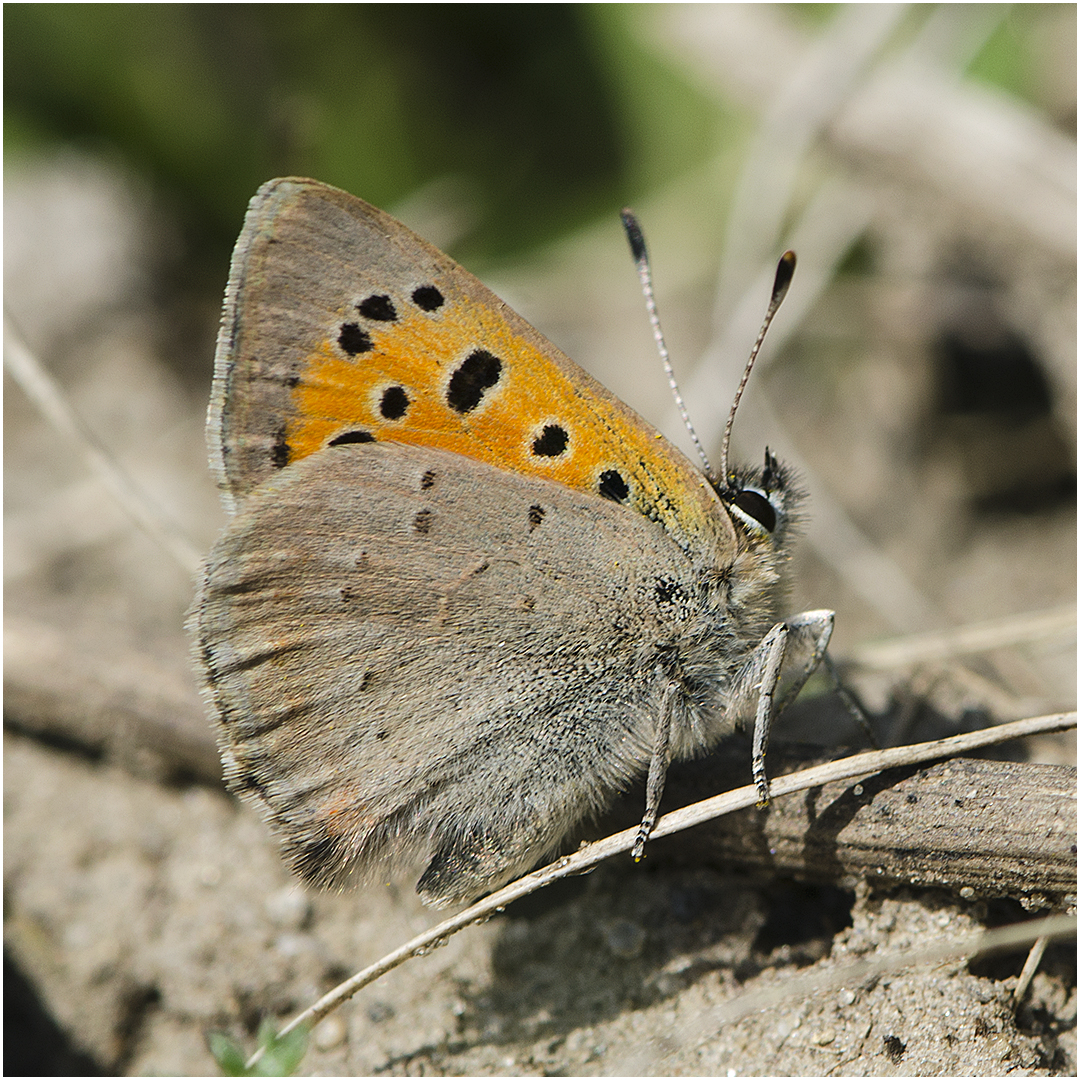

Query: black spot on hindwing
[528,504,545,530]
[414,508,435,534]
[421,470,436,490]
[447,350,502,413]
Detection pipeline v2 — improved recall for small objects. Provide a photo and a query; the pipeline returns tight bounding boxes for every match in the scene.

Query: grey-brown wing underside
[194,442,700,905]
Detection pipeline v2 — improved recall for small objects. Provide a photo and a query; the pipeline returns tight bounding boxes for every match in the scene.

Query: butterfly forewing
[210,179,734,565]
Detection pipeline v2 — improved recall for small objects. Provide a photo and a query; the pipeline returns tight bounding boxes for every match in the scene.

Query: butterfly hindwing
[196,442,705,906]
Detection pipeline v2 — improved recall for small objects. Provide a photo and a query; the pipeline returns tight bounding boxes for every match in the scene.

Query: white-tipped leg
[633,677,678,861]
[745,609,835,806]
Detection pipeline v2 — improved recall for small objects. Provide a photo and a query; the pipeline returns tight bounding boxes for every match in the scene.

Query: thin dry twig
[1011,933,1051,1009]
[247,710,1075,1068]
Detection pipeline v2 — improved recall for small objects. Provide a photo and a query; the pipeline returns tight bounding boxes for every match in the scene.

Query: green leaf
[207,1031,249,1076]
[253,1021,309,1077]
[206,1022,309,1077]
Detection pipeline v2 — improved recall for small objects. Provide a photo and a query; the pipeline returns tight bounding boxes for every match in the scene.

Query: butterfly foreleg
[747,608,835,806]
[632,674,679,861]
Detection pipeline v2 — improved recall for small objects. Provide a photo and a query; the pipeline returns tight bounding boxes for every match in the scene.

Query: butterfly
[191,177,834,908]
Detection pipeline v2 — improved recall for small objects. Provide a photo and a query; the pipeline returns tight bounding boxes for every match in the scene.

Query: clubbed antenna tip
[620,209,648,265]
[718,250,797,489]
[772,250,796,305]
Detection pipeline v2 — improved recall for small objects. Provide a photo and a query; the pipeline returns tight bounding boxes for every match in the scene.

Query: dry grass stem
[850,606,1076,670]
[3,313,203,575]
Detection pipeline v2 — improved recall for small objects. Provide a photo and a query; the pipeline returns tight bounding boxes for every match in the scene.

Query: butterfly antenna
[718,251,796,489]
[621,209,711,474]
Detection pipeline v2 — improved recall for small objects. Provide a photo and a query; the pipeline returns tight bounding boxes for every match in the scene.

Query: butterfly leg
[820,651,879,749]
[632,675,679,861]
[749,609,835,806]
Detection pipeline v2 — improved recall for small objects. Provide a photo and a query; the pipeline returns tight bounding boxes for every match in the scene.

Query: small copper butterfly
[192,178,834,908]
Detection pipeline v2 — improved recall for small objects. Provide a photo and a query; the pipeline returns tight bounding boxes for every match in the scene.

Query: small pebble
[265,886,312,930]
[313,1015,346,1051]
[604,918,646,959]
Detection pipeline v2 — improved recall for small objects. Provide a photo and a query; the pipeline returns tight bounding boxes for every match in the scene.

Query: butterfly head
[704,448,804,629]
[714,448,801,547]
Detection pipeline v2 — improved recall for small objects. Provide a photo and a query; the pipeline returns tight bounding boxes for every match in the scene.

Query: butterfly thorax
[663,450,803,757]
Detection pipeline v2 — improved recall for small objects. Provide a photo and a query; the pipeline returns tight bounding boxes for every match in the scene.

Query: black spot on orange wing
[358,294,397,321]
[532,424,569,457]
[598,469,629,503]
[447,350,502,413]
[380,385,410,419]
[339,323,374,355]
[329,430,376,446]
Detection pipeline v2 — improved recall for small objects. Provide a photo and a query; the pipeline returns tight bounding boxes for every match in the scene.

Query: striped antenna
[621,209,711,474]
[717,251,796,489]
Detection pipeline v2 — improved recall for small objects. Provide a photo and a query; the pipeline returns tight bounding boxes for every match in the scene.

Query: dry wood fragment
[3,617,219,783]
[618,746,1077,909]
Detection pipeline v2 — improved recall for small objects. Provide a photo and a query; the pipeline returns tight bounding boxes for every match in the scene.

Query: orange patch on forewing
[287,295,721,554]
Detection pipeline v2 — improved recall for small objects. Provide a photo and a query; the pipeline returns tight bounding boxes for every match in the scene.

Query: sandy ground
[5,728,1076,1076]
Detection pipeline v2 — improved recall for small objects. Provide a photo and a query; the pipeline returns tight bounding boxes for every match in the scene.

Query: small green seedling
[208,1018,309,1076]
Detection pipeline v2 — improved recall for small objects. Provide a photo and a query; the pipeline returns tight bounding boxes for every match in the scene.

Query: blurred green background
[6,4,719,263]
[5,4,1069,267]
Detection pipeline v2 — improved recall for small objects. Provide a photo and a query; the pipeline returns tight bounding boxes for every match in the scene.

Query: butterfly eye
[733,489,776,533]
